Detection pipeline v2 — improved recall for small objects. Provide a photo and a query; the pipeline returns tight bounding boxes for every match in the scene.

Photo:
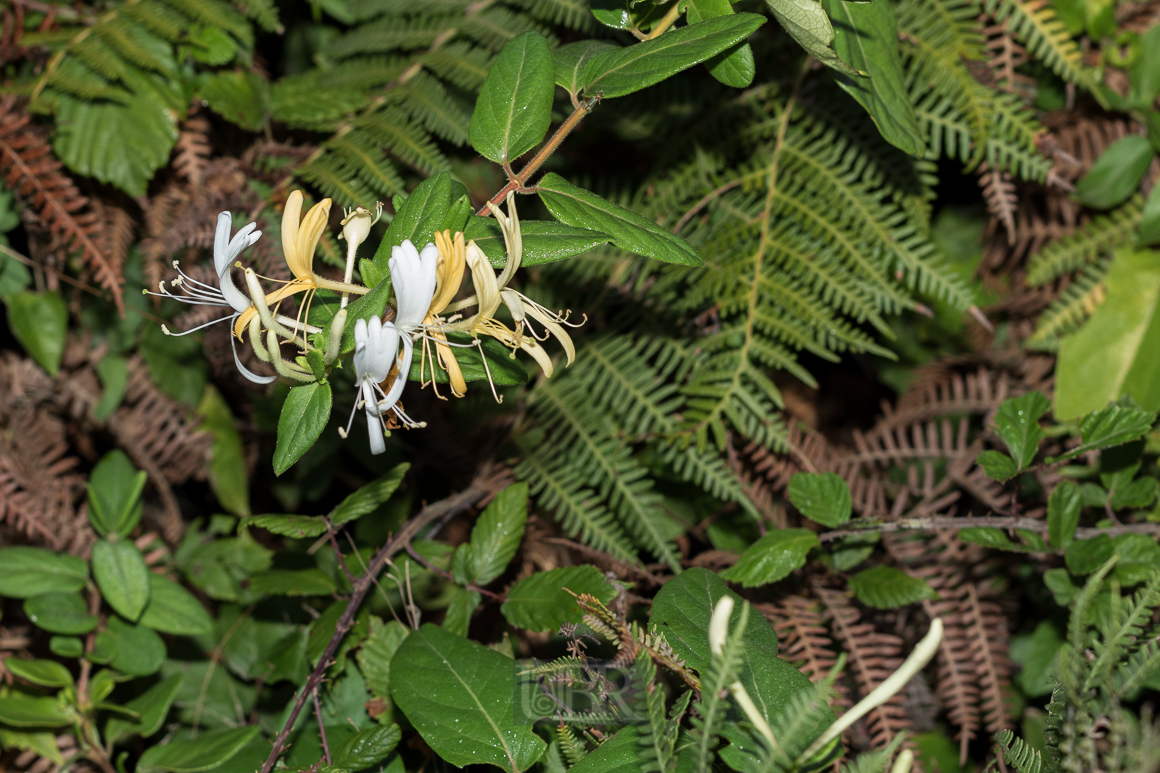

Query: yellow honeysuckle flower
[233,190,369,341]
[422,229,468,397]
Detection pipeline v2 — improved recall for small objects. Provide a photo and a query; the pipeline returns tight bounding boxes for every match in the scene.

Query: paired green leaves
[582,14,765,99]
[470,32,554,164]
[391,625,546,772]
[787,472,851,527]
[87,451,147,538]
[501,565,613,632]
[680,0,756,88]
[1056,249,1160,418]
[91,539,150,622]
[1075,136,1156,210]
[6,291,67,376]
[538,173,701,266]
[979,392,1051,482]
[0,548,87,598]
[1047,398,1157,463]
[273,382,333,476]
[848,566,938,609]
[819,0,923,156]
[720,528,819,587]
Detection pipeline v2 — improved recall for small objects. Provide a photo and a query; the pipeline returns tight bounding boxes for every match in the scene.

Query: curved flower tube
[381,239,439,412]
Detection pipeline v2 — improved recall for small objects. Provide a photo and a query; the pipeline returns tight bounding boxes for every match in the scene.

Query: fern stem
[477,100,596,216]
[818,514,1160,543]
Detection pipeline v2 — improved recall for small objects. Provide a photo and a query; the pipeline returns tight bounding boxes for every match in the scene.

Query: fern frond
[236,0,281,32]
[461,6,556,50]
[325,16,448,59]
[983,0,1092,85]
[1025,198,1142,285]
[389,71,471,146]
[122,2,189,41]
[296,151,383,211]
[512,433,640,566]
[997,729,1044,773]
[419,42,494,90]
[358,109,450,175]
[71,35,130,82]
[1091,572,1160,693]
[158,0,251,42]
[94,17,173,75]
[515,0,597,30]
[1025,260,1110,349]
[556,724,588,765]
[45,58,122,101]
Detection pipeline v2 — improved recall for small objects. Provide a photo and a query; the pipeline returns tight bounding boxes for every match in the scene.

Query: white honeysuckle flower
[147,212,279,385]
[339,316,425,454]
[381,239,439,412]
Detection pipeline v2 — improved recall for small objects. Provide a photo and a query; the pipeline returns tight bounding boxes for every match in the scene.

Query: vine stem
[475,100,597,217]
[257,473,499,773]
[818,515,1160,543]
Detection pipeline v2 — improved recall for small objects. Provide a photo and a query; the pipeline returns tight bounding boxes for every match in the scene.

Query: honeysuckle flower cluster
[151,191,582,455]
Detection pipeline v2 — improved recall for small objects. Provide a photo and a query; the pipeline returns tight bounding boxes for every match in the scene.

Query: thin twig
[404,541,503,600]
[818,515,1160,543]
[312,688,331,765]
[258,474,498,773]
[325,517,358,585]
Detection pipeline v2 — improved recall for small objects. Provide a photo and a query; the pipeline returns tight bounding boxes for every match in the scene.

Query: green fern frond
[998,729,1044,773]
[680,354,789,452]
[660,443,761,521]
[516,0,597,31]
[46,59,123,101]
[983,0,1092,86]
[390,72,471,146]
[359,109,451,175]
[1085,573,1160,692]
[71,36,130,82]
[325,16,449,59]
[1026,260,1111,349]
[1025,198,1143,285]
[419,41,494,91]
[122,2,189,41]
[159,0,251,43]
[556,724,588,765]
[94,17,174,75]
[347,0,472,21]
[236,0,281,32]
[297,150,385,210]
[461,6,557,50]
[512,433,640,566]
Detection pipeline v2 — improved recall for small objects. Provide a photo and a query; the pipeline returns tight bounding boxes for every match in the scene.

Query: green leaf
[200,69,268,132]
[820,0,924,155]
[331,464,409,527]
[582,14,765,99]
[1048,398,1157,462]
[106,675,182,746]
[848,566,938,609]
[1139,176,1160,246]
[1111,533,1160,585]
[992,392,1051,470]
[501,565,614,632]
[49,637,83,658]
[248,569,339,596]
[0,729,63,765]
[23,593,97,634]
[462,218,611,269]
[137,726,261,773]
[53,69,182,197]
[197,386,250,517]
[537,173,701,266]
[3,659,73,688]
[93,354,129,421]
[0,694,72,728]
[87,450,147,538]
[359,617,410,699]
[681,0,756,88]
[719,528,819,587]
[92,616,166,677]
[372,173,452,271]
[763,0,860,77]
[650,568,833,734]
[1044,567,1079,605]
[443,587,481,636]
[977,450,1019,483]
[1056,249,1160,418]
[139,575,213,636]
[91,539,150,621]
[274,382,333,476]
[566,726,641,773]
[958,527,1045,553]
[244,514,328,538]
[333,724,402,771]
[390,625,546,772]
[1010,622,1063,698]
[786,472,851,527]
[1064,534,1115,575]
[553,41,619,96]
[5,291,67,376]
[1047,480,1083,550]
[462,483,527,585]
[0,548,87,597]
[469,32,554,164]
[1075,136,1156,210]
[1128,25,1160,108]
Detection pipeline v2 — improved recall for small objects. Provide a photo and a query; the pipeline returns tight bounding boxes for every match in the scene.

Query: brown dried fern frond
[982,20,1035,97]
[979,163,1019,246]
[815,587,912,750]
[0,96,121,312]
[173,113,212,188]
[965,583,1012,734]
[759,595,848,705]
